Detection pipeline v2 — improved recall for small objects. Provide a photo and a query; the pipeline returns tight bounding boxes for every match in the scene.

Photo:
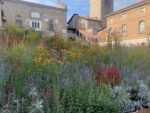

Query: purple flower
[60,78,69,89]
[121,66,142,80]
[80,67,93,80]
[136,60,145,71]
[25,76,37,88]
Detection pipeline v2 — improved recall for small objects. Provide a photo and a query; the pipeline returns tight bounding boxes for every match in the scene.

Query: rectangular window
[139,7,145,13]
[122,13,127,19]
[108,17,113,22]
[30,20,42,31]
[48,20,54,31]
[122,24,128,36]
[16,19,23,28]
[31,12,40,18]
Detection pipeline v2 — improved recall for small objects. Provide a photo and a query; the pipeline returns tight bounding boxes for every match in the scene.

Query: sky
[24,0,140,20]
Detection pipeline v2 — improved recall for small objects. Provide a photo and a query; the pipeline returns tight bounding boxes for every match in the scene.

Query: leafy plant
[95,65,121,86]
[0,59,11,106]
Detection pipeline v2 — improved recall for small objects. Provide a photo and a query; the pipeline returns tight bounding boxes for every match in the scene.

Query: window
[30,20,41,31]
[108,17,113,22]
[31,12,40,18]
[122,24,127,36]
[122,13,127,19]
[48,20,54,31]
[16,15,23,28]
[139,7,145,13]
[108,27,113,37]
[139,20,145,33]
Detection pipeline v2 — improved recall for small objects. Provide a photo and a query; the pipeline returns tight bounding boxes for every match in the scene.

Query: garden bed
[0,25,150,113]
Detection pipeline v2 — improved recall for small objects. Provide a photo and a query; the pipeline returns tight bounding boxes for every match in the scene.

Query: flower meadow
[0,25,150,113]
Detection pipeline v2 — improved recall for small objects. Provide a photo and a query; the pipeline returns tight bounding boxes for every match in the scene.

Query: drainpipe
[0,0,2,28]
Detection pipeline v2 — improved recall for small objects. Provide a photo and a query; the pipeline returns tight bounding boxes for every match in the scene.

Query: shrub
[24,29,41,44]
[5,24,24,47]
[44,36,72,49]
[60,84,122,113]
[5,24,23,37]
[111,81,150,113]
[0,59,11,106]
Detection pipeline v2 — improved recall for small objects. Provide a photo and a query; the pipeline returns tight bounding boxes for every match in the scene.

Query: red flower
[95,65,121,86]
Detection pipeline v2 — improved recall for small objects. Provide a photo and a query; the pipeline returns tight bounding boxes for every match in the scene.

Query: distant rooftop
[79,16,101,22]
[68,14,101,24]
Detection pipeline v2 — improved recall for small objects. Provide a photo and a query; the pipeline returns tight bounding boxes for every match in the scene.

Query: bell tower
[90,0,113,27]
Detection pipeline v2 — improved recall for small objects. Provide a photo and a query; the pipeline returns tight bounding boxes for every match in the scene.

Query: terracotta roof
[79,16,101,22]
[67,14,101,24]
[107,0,150,17]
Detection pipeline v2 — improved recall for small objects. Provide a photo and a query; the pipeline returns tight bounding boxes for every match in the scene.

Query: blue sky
[24,0,140,20]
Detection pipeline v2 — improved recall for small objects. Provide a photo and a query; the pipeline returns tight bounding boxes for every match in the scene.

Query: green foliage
[44,36,72,49]
[0,59,11,105]
[6,43,28,60]
[59,84,122,113]
[1,29,150,113]
[25,29,41,44]
[5,24,23,37]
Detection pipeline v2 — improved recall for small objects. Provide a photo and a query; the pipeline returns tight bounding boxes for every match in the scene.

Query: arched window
[139,20,145,33]
[108,27,113,37]
[122,24,127,36]
[16,14,23,28]
[48,19,54,31]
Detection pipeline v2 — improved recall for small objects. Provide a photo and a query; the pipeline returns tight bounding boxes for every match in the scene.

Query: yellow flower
[38,45,44,51]
[33,56,42,64]
[57,60,62,64]
[61,49,65,52]
[45,58,53,64]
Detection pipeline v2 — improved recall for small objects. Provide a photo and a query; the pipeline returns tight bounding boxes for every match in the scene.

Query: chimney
[56,0,67,9]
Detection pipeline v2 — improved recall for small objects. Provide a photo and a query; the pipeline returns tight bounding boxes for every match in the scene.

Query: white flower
[28,87,38,97]
[30,99,44,113]
[32,99,43,110]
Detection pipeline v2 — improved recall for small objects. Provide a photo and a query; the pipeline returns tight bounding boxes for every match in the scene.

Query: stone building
[68,0,113,41]
[90,0,113,27]
[1,0,67,36]
[67,14,101,40]
[97,0,150,46]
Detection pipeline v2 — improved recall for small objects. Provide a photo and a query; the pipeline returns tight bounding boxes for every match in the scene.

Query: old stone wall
[2,0,67,36]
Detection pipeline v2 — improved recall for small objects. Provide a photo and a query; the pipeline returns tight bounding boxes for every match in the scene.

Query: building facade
[67,14,101,40]
[1,0,67,36]
[68,0,113,42]
[105,0,150,45]
[68,14,101,34]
